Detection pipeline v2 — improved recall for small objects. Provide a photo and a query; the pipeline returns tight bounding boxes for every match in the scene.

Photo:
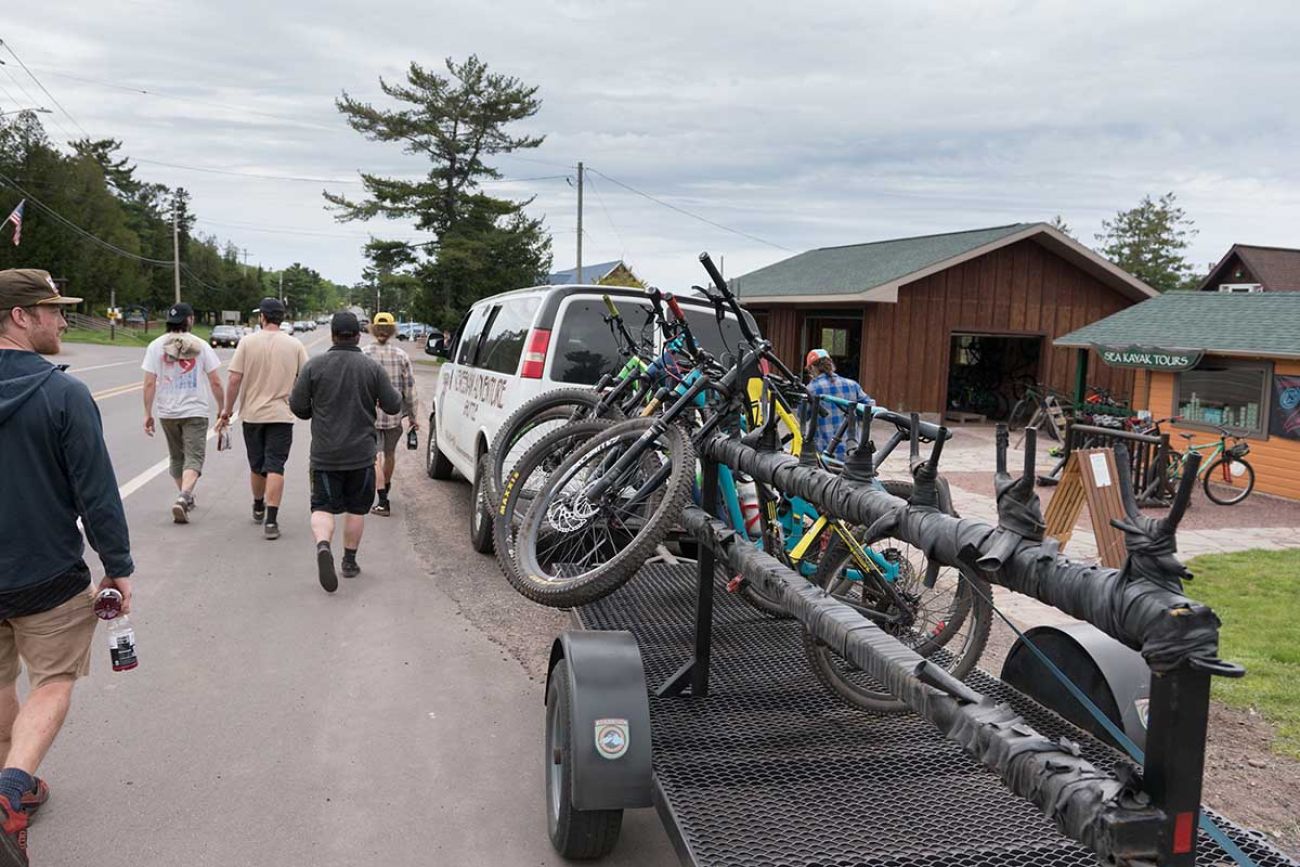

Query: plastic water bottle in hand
[94,588,138,672]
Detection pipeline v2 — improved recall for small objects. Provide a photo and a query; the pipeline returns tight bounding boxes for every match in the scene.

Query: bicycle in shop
[501,254,991,710]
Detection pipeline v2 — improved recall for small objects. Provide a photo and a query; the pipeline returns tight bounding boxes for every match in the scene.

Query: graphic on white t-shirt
[143,334,221,419]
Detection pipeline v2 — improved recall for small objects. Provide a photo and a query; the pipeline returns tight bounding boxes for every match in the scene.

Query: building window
[1218,283,1262,293]
[1174,358,1272,436]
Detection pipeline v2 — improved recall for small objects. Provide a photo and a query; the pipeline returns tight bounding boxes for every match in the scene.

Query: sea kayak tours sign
[1094,345,1203,371]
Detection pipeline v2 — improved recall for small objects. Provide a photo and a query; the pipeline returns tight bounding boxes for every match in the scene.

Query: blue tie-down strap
[976,584,1259,867]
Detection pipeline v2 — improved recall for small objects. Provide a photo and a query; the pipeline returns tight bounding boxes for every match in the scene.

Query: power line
[0,40,89,138]
[29,66,344,134]
[131,156,568,188]
[193,215,425,241]
[585,173,628,260]
[0,63,76,143]
[0,170,176,265]
[585,167,794,253]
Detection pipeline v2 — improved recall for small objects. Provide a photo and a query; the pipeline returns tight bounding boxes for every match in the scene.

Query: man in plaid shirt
[363,313,419,515]
[804,349,873,460]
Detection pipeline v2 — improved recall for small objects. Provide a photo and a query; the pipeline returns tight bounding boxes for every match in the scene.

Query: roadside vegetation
[1187,548,1300,758]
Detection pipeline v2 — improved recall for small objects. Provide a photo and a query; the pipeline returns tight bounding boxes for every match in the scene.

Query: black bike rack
[558,427,1295,866]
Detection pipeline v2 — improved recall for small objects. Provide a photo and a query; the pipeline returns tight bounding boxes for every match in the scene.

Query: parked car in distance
[283,321,295,336]
[316,315,331,325]
[397,322,432,341]
[210,325,241,348]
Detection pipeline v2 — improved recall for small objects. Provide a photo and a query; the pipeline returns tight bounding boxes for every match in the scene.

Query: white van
[425,284,758,547]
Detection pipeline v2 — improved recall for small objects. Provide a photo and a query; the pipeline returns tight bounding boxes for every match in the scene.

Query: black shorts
[310,467,376,516]
[242,422,294,476]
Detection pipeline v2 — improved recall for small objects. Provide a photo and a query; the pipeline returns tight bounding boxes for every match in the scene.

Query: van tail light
[520,328,551,378]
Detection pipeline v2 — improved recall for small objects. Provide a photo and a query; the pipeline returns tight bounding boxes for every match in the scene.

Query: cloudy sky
[5,1,1298,290]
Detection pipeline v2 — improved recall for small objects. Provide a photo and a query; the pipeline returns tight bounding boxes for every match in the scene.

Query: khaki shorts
[0,590,98,691]
[162,416,209,479]
[377,427,403,457]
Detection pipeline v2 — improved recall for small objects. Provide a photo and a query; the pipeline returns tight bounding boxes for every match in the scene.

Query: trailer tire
[546,659,623,859]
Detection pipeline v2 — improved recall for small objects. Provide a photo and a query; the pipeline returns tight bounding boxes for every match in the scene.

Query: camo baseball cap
[0,269,82,307]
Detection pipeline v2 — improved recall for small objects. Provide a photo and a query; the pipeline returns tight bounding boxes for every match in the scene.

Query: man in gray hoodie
[290,312,400,592]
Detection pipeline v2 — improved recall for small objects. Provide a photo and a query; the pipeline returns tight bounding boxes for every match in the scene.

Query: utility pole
[172,201,181,304]
[576,161,584,283]
[278,273,284,305]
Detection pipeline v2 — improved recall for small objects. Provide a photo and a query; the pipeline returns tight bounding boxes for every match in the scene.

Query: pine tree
[1095,193,1197,292]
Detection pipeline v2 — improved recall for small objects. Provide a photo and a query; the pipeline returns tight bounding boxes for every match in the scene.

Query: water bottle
[406,426,418,450]
[94,588,138,672]
[736,476,761,538]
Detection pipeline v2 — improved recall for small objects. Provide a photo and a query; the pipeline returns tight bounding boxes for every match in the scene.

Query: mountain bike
[485,290,680,504]
[1166,424,1255,505]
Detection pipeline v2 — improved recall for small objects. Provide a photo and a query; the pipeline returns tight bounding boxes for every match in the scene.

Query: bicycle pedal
[726,575,746,593]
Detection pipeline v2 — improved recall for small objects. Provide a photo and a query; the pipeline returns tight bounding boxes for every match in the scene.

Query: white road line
[68,360,139,374]
[117,414,239,500]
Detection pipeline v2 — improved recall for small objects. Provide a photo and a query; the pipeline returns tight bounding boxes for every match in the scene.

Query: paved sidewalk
[882,424,1300,630]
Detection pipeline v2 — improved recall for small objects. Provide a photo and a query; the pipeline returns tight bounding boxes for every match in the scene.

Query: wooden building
[547,259,645,288]
[1057,292,1300,500]
[1198,243,1300,293]
[734,223,1157,419]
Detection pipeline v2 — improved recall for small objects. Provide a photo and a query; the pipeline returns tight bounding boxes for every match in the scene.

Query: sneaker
[371,501,390,517]
[264,522,280,541]
[172,494,189,524]
[316,545,338,593]
[0,799,27,866]
[341,559,360,579]
[252,505,266,525]
[20,779,46,818]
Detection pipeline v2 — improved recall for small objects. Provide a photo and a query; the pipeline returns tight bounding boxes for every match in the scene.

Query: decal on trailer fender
[594,718,630,760]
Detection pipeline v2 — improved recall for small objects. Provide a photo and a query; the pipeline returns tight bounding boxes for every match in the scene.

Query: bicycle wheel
[487,387,623,506]
[799,479,991,713]
[1202,456,1254,505]
[494,418,618,590]
[513,418,695,608]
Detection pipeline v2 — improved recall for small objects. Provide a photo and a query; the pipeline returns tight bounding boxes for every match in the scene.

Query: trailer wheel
[546,659,623,859]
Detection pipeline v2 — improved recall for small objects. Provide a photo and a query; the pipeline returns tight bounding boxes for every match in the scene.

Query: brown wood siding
[859,238,1135,414]
[1147,360,1300,500]
[748,238,1140,415]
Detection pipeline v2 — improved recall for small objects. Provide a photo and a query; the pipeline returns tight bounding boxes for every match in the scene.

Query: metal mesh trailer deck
[575,563,1296,867]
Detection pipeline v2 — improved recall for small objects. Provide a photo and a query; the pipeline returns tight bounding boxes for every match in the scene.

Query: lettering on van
[451,368,509,410]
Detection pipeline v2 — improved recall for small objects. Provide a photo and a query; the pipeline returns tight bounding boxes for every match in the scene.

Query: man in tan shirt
[214,298,309,540]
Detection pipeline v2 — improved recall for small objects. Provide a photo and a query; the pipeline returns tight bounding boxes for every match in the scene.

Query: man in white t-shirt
[141,302,224,524]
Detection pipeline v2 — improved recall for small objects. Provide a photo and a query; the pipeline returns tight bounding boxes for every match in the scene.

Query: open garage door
[946,333,1042,421]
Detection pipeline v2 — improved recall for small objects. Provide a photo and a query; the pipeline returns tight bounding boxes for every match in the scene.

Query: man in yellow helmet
[362,313,418,516]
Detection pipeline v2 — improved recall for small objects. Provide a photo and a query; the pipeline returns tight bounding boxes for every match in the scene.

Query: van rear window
[478,297,542,375]
[551,299,652,384]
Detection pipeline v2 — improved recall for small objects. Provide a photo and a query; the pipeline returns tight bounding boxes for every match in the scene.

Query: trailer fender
[1001,622,1151,752]
[546,630,653,810]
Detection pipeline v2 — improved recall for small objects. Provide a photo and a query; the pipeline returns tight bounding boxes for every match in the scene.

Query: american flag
[4,200,22,246]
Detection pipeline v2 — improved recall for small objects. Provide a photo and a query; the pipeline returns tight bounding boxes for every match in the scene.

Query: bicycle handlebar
[601,294,619,318]
[698,252,760,346]
[814,396,949,442]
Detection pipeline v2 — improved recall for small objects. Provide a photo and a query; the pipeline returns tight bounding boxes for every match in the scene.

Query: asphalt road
[28,334,676,866]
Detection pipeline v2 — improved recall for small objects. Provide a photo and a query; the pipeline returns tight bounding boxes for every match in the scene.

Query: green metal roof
[733,224,1034,299]
[1056,291,1300,359]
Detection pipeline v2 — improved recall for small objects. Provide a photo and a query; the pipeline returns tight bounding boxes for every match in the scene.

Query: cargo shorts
[0,590,98,691]
[162,416,209,479]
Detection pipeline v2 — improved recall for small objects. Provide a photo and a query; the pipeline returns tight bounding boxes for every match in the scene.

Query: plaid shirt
[363,341,418,429]
[804,373,872,459]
